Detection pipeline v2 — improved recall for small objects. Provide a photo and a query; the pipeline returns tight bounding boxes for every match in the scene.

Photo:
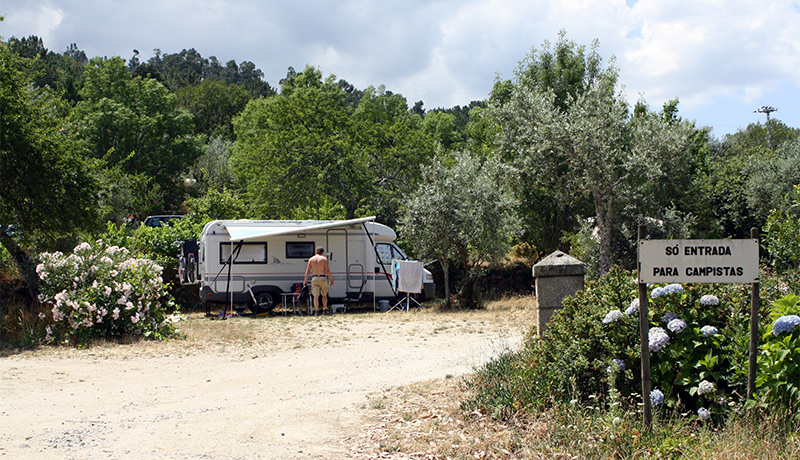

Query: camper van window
[220,242,268,264]
[376,243,406,265]
[286,241,316,259]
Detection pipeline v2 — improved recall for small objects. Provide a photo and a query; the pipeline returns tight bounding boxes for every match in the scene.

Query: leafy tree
[399,152,518,307]
[494,34,693,274]
[71,57,201,218]
[746,139,800,223]
[0,47,99,299]
[6,35,86,103]
[421,111,461,151]
[231,66,434,221]
[186,135,236,193]
[131,48,276,97]
[763,185,800,272]
[693,121,800,239]
[176,79,252,139]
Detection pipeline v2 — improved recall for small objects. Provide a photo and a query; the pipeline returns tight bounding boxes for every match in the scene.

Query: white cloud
[2,2,64,44]
[2,0,798,133]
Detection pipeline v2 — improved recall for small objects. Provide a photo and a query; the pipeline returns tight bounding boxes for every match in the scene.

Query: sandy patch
[0,307,530,459]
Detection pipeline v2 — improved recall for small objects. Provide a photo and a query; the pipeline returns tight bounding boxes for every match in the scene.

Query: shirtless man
[303,246,334,314]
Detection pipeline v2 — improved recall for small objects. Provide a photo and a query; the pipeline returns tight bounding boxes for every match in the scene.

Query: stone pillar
[532,250,587,336]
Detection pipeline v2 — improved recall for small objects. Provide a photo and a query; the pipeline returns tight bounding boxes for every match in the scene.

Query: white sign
[638,239,759,284]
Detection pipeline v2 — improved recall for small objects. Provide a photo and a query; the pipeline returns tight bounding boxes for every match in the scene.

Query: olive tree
[494,35,693,275]
[399,152,518,307]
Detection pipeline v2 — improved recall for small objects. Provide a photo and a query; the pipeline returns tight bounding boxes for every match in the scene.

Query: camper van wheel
[251,291,278,314]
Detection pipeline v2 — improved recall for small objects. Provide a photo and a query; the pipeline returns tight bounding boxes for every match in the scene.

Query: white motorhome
[178,216,435,313]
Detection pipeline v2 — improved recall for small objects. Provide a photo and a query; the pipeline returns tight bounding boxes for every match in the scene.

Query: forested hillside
[2,32,800,303]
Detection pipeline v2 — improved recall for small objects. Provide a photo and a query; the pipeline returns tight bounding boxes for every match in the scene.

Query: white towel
[397,260,424,293]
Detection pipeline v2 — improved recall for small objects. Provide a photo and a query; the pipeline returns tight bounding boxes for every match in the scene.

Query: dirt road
[0,308,528,459]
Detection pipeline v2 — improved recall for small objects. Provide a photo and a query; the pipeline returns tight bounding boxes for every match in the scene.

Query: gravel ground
[0,307,529,459]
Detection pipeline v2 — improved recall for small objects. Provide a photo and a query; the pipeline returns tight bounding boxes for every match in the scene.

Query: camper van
[178,217,435,313]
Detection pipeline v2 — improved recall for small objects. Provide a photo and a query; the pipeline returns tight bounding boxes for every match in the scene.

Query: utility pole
[755,106,778,149]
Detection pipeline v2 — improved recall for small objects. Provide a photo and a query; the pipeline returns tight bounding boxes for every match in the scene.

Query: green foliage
[399,152,518,306]
[746,140,800,223]
[185,188,247,222]
[176,79,251,139]
[756,294,800,412]
[6,35,87,103]
[130,48,275,97]
[0,46,100,296]
[763,185,800,271]
[494,33,695,274]
[36,239,180,347]
[465,269,775,423]
[101,218,203,268]
[231,66,434,220]
[72,56,201,218]
[186,136,236,193]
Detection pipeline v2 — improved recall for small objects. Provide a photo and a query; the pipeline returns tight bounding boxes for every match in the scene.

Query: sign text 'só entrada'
[638,239,759,284]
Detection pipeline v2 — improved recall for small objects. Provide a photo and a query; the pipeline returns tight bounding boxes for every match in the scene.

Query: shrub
[36,240,180,347]
[763,185,800,272]
[465,267,783,423]
[756,294,800,412]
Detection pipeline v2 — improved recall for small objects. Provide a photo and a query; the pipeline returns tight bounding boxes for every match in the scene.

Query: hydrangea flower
[698,380,715,395]
[602,309,623,325]
[661,312,678,323]
[650,287,664,299]
[652,284,684,299]
[667,318,687,333]
[772,315,800,336]
[607,358,625,374]
[700,295,720,306]
[650,389,664,406]
[700,325,718,337]
[649,327,670,352]
[625,299,639,316]
[697,407,711,420]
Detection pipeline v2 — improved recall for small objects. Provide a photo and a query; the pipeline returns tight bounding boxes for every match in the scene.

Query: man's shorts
[311,277,329,297]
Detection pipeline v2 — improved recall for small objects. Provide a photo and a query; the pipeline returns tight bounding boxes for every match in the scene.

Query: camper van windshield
[376,243,406,265]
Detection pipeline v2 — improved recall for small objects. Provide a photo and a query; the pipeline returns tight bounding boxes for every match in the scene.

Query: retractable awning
[225,216,376,242]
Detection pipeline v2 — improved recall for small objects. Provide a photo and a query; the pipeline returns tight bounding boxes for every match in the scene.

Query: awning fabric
[225,216,376,242]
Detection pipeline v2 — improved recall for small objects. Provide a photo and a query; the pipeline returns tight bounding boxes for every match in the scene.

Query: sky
[3,0,800,137]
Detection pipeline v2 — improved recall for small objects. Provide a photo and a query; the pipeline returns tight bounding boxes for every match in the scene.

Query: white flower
[700,295,719,306]
[667,318,687,333]
[697,407,711,420]
[625,299,639,315]
[602,309,623,324]
[74,242,91,252]
[698,380,715,395]
[650,389,664,406]
[650,287,664,299]
[661,312,678,323]
[649,327,670,352]
[700,325,718,337]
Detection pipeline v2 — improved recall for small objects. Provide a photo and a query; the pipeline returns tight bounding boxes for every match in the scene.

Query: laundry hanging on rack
[396,260,423,293]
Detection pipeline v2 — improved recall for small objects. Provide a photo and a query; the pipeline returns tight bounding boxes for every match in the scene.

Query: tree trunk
[439,257,450,306]
[593,190,614,276]
[0,232,39,306]
[456,273,479,309]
